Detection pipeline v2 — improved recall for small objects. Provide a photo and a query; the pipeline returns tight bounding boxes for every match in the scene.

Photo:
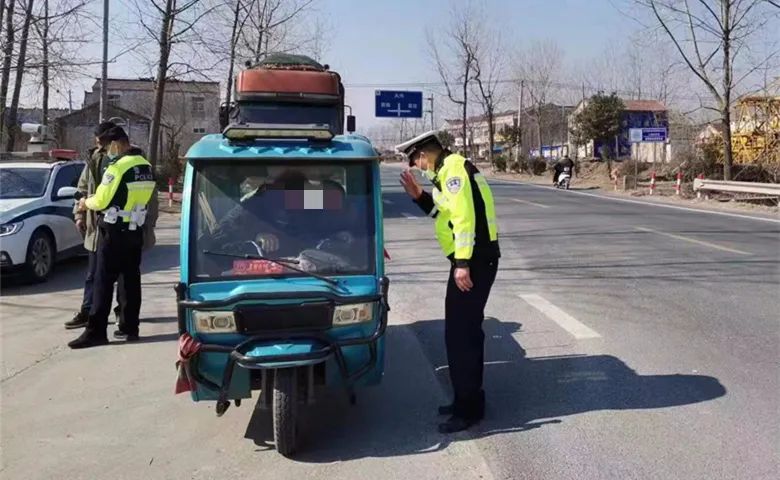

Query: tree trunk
[720,0,733,181]
[148,0,175,169]
[0,0,16,144]
[41,0,49,126]
[225,0,241,104]
[5,0,35,152]
[461,68,468,157]
[487,109,495,166]
[0,0,6,47]
[721,107,733,180]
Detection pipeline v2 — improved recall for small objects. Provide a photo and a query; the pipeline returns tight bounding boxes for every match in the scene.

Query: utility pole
[515,80,525,164]
[68,90,73,112]
[426,95,434,131]
[99,0,109,122]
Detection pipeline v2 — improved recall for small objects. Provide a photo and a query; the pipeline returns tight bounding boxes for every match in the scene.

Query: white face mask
[422,169,436,181]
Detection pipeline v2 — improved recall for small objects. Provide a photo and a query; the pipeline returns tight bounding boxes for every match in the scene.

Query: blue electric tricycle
[175,55,388,456]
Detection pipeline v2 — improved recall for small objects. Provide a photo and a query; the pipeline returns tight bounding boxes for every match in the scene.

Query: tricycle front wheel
[273,368,299,457]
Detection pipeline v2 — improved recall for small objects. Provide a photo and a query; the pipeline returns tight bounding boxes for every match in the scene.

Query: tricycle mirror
[56,186,78,200]
[346,115,356,133]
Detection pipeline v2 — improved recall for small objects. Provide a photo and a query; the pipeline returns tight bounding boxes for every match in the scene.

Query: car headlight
[0,221,23,237]
[193,311,237,333]
[333,303,374,326]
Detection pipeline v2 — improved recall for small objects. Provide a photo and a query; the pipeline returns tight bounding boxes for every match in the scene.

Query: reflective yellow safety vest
[414,152,500,267]
[86,151,155,230]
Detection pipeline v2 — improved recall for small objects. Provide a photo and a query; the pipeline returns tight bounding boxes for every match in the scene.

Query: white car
[0,150,86,282]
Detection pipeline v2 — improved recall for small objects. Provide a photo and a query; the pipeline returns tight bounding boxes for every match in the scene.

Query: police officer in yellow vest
[397,131,500,433]
[69,126,156,349]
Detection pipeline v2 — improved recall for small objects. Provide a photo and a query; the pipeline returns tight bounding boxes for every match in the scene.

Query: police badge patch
[102,173,115,185]
[446,176,462,194]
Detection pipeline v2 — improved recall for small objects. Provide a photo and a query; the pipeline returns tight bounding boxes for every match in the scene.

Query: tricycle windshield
[191,160,376,281]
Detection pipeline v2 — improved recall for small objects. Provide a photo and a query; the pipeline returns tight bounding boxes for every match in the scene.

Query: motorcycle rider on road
[553,155,575,185]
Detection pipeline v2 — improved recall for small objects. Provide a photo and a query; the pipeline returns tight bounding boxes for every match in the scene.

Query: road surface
[1,164,778,479]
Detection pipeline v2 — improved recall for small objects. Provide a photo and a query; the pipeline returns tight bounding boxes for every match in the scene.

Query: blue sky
[319,0,636,129]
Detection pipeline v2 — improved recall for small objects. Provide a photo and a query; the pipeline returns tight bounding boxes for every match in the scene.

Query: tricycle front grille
[235,302,333,334]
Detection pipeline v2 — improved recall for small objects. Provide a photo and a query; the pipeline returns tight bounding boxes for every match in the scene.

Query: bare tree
[134,0,218,167]
[224,0,253,104]
[429,1,482,157]
[472,30,505,166]
[202,0,323,104]
[515,39,564,157]
[242,0,315,63]
[5,0,36,151]
[635,0,780,180]
[1,0,17,146]
[29,0,95,125]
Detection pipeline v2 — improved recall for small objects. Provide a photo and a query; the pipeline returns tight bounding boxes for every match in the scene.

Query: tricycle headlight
[0,221,23,237]
[193,311,237,333]
[333,303,373,326]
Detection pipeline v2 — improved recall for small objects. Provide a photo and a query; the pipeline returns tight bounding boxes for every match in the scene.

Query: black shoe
[113,329,139,342]
[440,391,485,416]
[68,331,109,349]
[438,415,480,434]
[64,312,89,330]
[438,404,455,416]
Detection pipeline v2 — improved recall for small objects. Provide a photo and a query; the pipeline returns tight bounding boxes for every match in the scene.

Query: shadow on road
[241,317,726,462]
[0,244,180,296]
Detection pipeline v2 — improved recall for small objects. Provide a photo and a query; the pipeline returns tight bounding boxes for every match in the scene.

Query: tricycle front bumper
[175,278,389,409]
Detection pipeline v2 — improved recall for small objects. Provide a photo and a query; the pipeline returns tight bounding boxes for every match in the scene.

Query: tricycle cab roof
[184,134,378,161]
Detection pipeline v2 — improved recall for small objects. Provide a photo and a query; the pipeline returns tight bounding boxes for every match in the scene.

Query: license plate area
[235,301,333,333]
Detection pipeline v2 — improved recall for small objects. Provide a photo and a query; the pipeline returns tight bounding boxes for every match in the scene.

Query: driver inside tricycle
[193,161,374,279]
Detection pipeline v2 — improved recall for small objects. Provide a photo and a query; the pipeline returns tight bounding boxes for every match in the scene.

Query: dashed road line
[509,197,550,208]
[634,226,751,255]
[519,294,601,340]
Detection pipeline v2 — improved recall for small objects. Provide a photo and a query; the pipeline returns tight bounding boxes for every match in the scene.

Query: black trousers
[80,251,124,316]
[87,227,143,337]
[445,258,499,419]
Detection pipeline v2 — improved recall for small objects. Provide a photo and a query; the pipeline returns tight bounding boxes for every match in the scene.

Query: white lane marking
[519,294,601,340]
[510,197,550,208]
[634,226,752,255]
[383,198,394,205]
[402,212,425,219]
[492,178,780,224]
[434,360,513,372]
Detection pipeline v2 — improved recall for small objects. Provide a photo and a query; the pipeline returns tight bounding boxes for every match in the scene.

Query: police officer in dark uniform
[397,131,500,433]
[68,126,156,349]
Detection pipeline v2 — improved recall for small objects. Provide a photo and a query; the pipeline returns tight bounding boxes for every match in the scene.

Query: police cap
[395,130,443,166]
[94,121,117,138]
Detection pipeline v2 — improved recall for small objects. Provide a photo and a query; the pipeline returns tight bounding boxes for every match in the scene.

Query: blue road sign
[642,127,667,142]
[375,90,423,118]
[629,127,668,143]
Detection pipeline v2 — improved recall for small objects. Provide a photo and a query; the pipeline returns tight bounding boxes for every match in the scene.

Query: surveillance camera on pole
[20,123,51,153]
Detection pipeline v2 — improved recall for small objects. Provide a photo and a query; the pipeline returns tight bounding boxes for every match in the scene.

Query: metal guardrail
[693,179,780,197]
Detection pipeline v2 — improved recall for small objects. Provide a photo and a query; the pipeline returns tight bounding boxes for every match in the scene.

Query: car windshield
[0,167,51,199]
[192,161,375,280]
[234,103,340,131]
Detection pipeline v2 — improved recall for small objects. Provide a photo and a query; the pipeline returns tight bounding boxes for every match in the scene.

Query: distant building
[569,99,669,162]
[53,103,155,158]
[444,110,517,158]
[83,78,220,156]
[444,103,575,160]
